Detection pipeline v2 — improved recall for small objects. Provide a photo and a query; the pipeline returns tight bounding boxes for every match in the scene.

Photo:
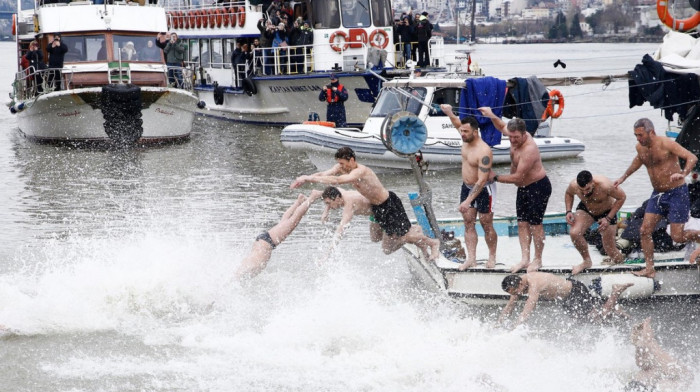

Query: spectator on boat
[25,40,45,93]
[231,41,247,83]
[235,191,322,280]
[498,272,633,328]
[627,318,693,391]
[257,18,275,75]
[318,186,384,261]
[410,13,420,60]
[121,41,138,61]
[479,106,552,273]
[96,40,108,61]
[139,40,161,62]
[396,15,412,65]
[164,32,186,87]
[318,73,348,127]
[46,33,68,91]
[272,22,289,73]
[614,118,700,278]
[290,18,313,73]
[414,15,432,68]
[291,147,441,261]
[155,32,170,51]
[443,104,498,269]
[565,170,627,274]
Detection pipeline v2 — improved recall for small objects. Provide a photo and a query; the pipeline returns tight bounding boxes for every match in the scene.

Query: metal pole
[408,157,442,243]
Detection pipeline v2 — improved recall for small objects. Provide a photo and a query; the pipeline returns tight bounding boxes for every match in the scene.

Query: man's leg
[268,194,312,244]
[595,283,633,320]
[401,225,440,261]
[634,213,662,278]
[600,222,625,265]
[529,224,545,272]
[479,212,498,268]
[235,240,274,280]
[510,221,532,273]
[369,222,383,243]
[460,207,479,269]
[570,212,595,274]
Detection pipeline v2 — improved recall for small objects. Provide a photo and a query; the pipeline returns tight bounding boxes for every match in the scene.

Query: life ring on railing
[329,31,349,52]
[542,89,565,119]
[215,8,224,27]
[199,10,208,28]
[657,0,700,31]
[238,6,246,27]
[170,12,177,29]
[303,121,336,127]
[368,29,389,49]
[12,14,16,36]
[227,7,236,27]
[188,11,197,28]
[207,9,216,28]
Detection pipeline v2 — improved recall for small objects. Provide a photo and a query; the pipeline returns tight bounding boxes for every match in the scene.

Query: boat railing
[12,67,73,100]
[163,0,246,13]
[165,65,195,90]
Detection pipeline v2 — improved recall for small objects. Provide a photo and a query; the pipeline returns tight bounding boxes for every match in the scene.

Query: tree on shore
[548,11,569,39]
[570,13,583,38]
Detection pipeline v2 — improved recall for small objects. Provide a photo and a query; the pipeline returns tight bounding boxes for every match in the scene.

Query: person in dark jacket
[318,73,349,127]
[46,33,68,90]
[25,40,45,93]
[414,15,432,68]
[163,32,186,86]
[396,15,412,64]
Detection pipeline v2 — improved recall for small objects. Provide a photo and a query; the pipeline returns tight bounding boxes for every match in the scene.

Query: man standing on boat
[441,104,498,270]
[478,107,552,273]
[164,32,186,87]
[291,147,440,260]
[566,170,627,274]
[46,34,68,91]
[318,74,349,128]
[614,118,699,278]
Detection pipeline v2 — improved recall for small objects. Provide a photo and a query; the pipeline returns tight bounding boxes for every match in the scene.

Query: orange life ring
[227,7,236,27]
[657,0,700,31]
[181,11,189,29]
[171,12,178,29]
[542,89,565,119]
[368,29,389,49]
[303,121,336,127]
[238,6,246,27]
[329,31,349,52]
[198,10,208,28]
[207,9,216,28]
[215,8,224,27]
[12,14,16,36]
[188,11,197,28]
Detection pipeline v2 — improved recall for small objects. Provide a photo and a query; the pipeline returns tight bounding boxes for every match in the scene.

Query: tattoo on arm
[481,156,491,166]
[479,166,490,173]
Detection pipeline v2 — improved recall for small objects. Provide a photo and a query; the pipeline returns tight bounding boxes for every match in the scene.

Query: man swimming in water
[498,272,633,327]
[235,191,322,280]
[565,170,627,274]
[614,118,699,278]
[478,107,552,273]
[291,147,440,260]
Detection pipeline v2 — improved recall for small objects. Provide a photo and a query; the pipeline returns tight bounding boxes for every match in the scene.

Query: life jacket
[326,84,344,103]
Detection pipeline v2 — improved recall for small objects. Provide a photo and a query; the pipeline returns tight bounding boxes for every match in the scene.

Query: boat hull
[15,87,198,144]
[280,123,585,170]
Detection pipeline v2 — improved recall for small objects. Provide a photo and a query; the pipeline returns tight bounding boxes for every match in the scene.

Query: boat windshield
[113,35,164,62]
[62,35,106,62]
[341,0,370,27]
[312,0,341,28]
[370,87,427,117]
[371,0,392,27]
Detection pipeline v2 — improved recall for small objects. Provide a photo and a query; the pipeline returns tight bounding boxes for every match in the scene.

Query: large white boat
[162,0,466,127]
[280,73,585,170]
[9,0,199,145]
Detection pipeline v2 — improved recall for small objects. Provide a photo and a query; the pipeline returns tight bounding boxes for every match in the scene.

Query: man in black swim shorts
[565,170,627,274]
[478,108,551,273]
[498,272,633,327]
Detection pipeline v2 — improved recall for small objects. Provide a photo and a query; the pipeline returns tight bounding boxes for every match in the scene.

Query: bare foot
[601,256,625,266]
[612,282,634,293]
[458,259,477,270]
[526,259,542,272]
[632,268,656,278]
[427,238,440,261]
[510,260,530,273]
[307,189,323,203]
[571,259,592,275]
[485,255,496,269]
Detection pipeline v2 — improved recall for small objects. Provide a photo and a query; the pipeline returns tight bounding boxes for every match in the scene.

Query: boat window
[188,39,200,64]
[311,0,340,28]
[429,88,461,117]
[112,35,163,62]
[371,0,392,27]
[62,35,105,62]
[341,0,370,27]
[370,87,427,117]
[199,39,211,68]
[210,39,224,69]
[223,39,233,69]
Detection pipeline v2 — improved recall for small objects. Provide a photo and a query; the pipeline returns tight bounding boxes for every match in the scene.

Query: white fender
[600,274,655,299]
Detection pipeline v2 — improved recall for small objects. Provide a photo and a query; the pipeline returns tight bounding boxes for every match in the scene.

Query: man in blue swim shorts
[615,118,700,278]
[479,107,551,273]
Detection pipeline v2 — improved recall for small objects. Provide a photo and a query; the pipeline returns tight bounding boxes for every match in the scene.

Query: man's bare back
[292,161,389,205]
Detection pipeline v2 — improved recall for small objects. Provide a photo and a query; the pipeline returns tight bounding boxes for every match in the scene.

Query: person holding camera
[164,32,186,87]
[414,14,433,68]
[396,15,412,64]
[318,73,348,127]
[46,33,68,91]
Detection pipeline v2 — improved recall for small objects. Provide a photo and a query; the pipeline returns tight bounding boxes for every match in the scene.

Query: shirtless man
[565,170,627,274]
[235,191,322,280]
[319,186,384,258]
[291,147,440,260]
[498,272,633,327]
[478,107,552,273]
[614,118,699,278]
[442,104,497,269]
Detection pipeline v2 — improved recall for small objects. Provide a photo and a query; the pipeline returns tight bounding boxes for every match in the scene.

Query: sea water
[0,41,698,391]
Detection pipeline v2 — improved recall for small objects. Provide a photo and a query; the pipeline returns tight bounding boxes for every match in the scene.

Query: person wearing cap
[46,33,68,90]
[414,14,433,68]
[396,15,412,64]
[318,73,349,127]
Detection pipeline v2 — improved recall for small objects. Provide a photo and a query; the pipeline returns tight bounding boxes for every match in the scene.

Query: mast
[470,0,476,42]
